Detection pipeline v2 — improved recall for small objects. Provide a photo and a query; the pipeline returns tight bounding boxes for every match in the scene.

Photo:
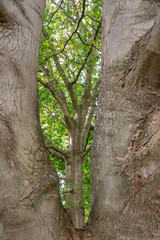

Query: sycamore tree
[37,0,101,228]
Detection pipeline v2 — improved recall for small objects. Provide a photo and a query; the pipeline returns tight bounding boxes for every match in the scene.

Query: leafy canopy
[38,0,101,222]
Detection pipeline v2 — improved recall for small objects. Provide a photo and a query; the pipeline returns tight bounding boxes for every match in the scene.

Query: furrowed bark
[0,1,73,239]
[90,1,160,239]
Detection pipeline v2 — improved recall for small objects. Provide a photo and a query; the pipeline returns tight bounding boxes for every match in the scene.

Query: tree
[38,0,101,228]
[90,1,160,239]
[0,0,160,240]
[0,1,69,239]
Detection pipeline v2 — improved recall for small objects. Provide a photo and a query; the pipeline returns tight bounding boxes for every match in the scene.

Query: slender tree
[38,0,101,228]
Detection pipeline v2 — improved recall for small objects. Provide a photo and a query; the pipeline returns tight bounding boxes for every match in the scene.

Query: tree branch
[40,0,87,63]
[81,144,92,158]
[80,70,92,126]
[51,0,76,22]
[71,0,79,20]
[71,18,101,85]
[46,143,69,162]
[56,0,86,54]
[42,101,67,129]
[85,14,100,23]
[37,77,48,88]
[81,48,97,125]
[82,79,100,144]
[76,31,101,52]
[38,64,74,131]
[41,29,79,112]
[46,0,64,27]
[61,189,73,195]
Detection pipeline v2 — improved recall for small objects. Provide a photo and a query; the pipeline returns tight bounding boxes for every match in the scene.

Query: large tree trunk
[90,1,160,239]
[0,1,72,239]
[1,0,160,240]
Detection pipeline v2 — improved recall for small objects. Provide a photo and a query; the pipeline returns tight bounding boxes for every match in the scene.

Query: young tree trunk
[90,1,160,239]
[65,125,85,229]
[65,154,84,229]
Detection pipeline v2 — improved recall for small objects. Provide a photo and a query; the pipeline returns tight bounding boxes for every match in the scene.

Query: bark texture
[90,1,160,239]
[1,1,160,240]
[0,1,72,239]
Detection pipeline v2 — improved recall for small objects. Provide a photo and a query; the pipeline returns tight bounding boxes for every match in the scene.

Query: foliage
[38,0,101,223]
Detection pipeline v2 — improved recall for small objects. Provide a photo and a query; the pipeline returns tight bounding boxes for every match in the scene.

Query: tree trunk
[65,154,84,229]
[0,1,72,239]
[66,125,85,229]
[1,1,160,240]
[90,0,160,239]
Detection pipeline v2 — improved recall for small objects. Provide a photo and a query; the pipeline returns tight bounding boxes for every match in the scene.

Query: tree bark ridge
[90,1,160,239]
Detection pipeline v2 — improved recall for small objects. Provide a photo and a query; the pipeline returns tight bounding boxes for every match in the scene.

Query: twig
[45,0,64,27]
[71,18,101,85]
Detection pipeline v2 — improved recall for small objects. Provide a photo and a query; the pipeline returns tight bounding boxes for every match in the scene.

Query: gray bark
[1,0,160,240]
[0,1,72,239]
[90,0,160,239]
[65,152,84,229]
